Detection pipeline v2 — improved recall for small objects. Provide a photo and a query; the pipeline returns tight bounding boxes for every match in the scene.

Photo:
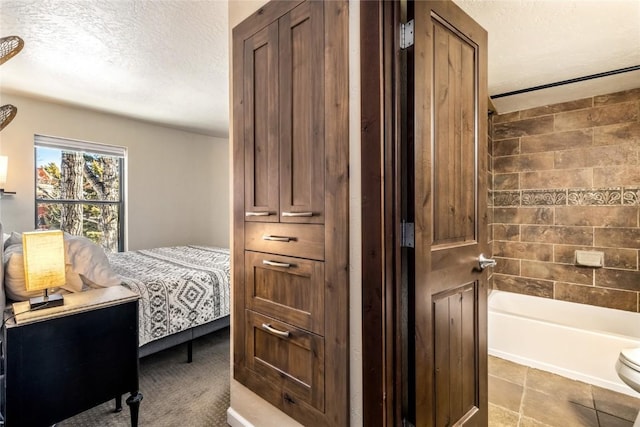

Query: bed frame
[138,315,230,361]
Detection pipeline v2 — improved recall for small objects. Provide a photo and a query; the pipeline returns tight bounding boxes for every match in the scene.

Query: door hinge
[401,221,415,248]
[400,19,414,49]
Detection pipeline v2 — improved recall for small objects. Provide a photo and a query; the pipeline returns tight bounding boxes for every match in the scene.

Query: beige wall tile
[494,152,554,173]
[521,260,593,285]
[520,129,592,154]
[520,98,593,119]
[521,168,592,189]
[594,228,640,249]
[494,257,521,275]
[493,111,520,124]
[494,116,555,139]
[494,173,519,190]
[493,274,554,298]
[494,241,553,261]
[555,206,638,227]
[555,282,637,311]
[594,166,640,187]
[521,225,593,245]
[493,224,520,241]
[595,268,640,292]
[593,121,640,146]
[494,207,553,225]
[555,144,637,169]
[493,138,520,156]
[554,102,639,132]
[594,88,640,106]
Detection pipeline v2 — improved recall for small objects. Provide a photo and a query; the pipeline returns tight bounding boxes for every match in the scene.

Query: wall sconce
[0,156,15,196]
[22,230,66,309]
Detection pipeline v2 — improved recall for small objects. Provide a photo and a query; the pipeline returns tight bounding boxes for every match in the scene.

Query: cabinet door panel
[246,310,325,411]
[244,22,279,222]
[245,251,324,334]
[279,1,324,224]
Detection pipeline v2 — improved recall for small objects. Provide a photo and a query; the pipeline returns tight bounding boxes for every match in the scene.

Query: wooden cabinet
[233,1,348,425]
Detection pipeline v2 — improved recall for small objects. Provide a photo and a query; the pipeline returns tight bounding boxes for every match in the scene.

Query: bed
[1,227,231,360]
[107,245,231,358]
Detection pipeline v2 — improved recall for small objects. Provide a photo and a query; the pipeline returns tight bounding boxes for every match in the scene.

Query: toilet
[616,348,640,426]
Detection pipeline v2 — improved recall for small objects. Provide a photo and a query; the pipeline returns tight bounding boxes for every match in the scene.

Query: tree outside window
[35,136,125,252]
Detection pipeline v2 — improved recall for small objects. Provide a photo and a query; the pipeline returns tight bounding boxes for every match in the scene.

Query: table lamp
[22,230,66,309]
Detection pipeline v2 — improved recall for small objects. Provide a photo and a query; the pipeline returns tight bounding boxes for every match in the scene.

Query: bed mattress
[108,246,230,346]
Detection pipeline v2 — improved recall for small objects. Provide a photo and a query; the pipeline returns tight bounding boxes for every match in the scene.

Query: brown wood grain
[245,250,325,335]
[279,1,325,224]
[414,1,488,426]
[233,1,349,425]
[243,23,279,222]
[244,222,324,261]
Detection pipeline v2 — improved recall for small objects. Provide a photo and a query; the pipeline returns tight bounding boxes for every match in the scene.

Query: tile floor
[488,356,640,427]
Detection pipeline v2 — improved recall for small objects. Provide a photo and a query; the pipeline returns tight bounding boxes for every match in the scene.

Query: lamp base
[29,293,64,310]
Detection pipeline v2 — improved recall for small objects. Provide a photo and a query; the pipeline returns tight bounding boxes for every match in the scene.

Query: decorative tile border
[623,188,640,205]
[522,190,567,206]
[491,187,640,206]
[567,188,622,205]
[492,191,520,206]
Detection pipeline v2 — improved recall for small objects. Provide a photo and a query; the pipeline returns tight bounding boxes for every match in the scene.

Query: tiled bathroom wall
[490,87,640,312]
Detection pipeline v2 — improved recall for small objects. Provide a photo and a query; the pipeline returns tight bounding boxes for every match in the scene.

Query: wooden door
[412,1,488,426]
[243,22,279,222]
[279,0,325,224]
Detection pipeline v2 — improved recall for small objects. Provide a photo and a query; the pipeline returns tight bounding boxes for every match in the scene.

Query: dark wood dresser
[232,0,349,425]
[1,287,141,427]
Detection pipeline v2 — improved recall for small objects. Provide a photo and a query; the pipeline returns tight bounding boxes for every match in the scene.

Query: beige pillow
[64,235,121,288]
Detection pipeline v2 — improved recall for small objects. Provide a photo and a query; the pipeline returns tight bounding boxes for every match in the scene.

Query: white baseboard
[227,407,254,427]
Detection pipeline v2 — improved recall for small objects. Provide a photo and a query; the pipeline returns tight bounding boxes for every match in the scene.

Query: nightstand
[1,286,142,427]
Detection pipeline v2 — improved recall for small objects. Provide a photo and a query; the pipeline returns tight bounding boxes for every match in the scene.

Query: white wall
[0,93,229,250]
[227,1,363,425]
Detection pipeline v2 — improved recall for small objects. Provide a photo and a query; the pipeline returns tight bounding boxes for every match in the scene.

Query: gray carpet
[58,327,230,427]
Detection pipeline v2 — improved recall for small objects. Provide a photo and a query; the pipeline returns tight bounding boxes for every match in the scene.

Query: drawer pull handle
[262,235,291,242]
[246,211,271,217]
[262,260,291,268]
[262,323,290,338]
[282,211,313,217]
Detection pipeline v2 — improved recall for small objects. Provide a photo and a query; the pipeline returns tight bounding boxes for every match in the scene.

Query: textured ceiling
[0,0,228,137]
[0,1,639,137]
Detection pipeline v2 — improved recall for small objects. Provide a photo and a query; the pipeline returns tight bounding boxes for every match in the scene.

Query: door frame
[360,1,403,425]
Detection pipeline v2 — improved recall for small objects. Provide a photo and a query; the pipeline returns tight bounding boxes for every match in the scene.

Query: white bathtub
[488,290,640,397]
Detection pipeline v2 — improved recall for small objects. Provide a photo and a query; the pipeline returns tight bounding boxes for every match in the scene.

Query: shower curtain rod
[490,65,640,99]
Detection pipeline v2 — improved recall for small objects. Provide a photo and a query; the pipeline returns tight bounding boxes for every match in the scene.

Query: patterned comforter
[107,246,230,346]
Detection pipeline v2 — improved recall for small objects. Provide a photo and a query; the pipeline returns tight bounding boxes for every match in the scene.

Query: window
[35,134,126,252]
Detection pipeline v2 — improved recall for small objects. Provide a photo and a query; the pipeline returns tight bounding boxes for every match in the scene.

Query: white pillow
[4,231,22,249]
[64,235,121,288]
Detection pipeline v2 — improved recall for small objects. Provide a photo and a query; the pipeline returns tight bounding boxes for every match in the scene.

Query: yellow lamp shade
[22,230,66,292]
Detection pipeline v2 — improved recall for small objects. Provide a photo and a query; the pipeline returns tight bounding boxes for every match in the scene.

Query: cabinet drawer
[246,310,324,412]
[245,251,324,334]
[245,222,324,261]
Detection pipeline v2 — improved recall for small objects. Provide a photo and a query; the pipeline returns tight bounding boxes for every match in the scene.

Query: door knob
[478,254,497,270]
